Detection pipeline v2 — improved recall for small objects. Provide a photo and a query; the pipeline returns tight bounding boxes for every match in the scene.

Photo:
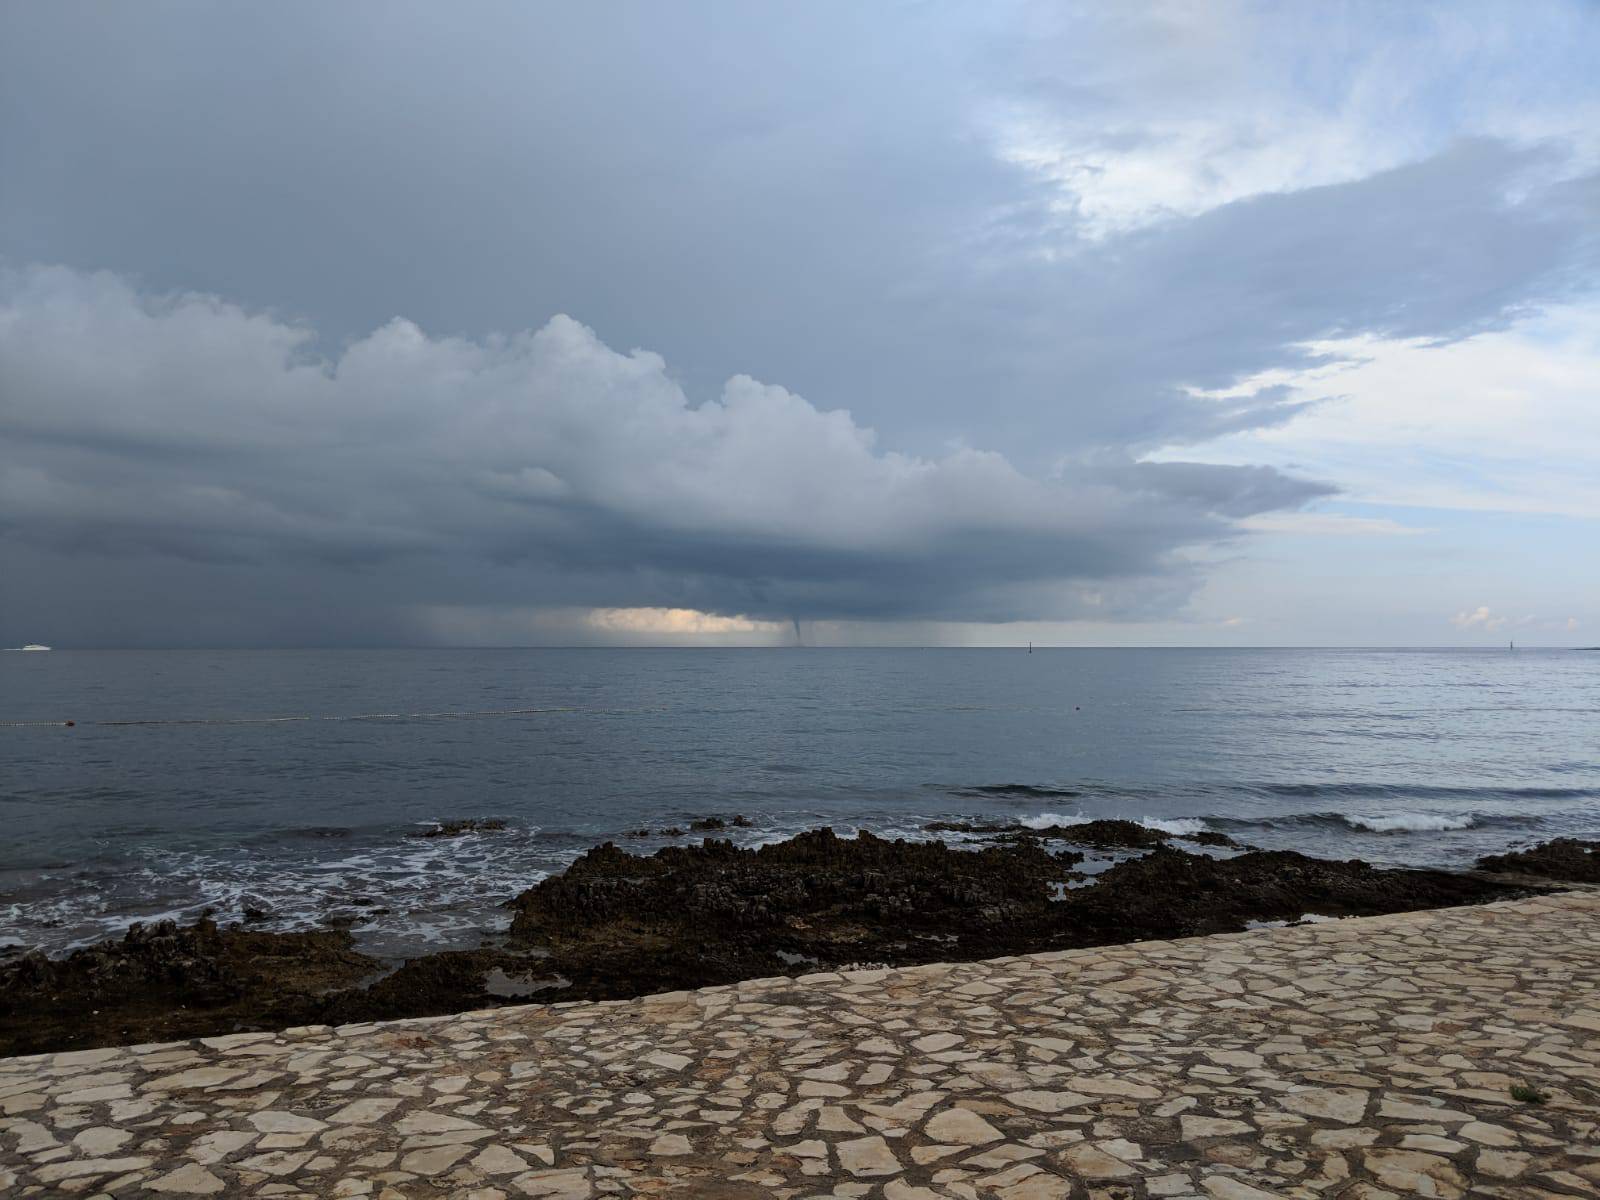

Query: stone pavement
[3,893,1598,1199]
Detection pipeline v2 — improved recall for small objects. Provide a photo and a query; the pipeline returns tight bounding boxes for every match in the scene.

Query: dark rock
[1026,819,1170,849]
[924,820,1019,835]
[508,829,1079,944]
[500,829,1519,998]
[688,816,727,831]
[1185,830,1245,848]
[1477,838,1600,883]
[1062,846,1509,941]
[924,818,1242,851]
[408,818,508,838]
[0,918,375,1056]
[1,828,1536,1058]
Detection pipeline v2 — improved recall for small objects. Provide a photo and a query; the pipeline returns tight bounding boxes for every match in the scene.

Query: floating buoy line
[0,706,576,729]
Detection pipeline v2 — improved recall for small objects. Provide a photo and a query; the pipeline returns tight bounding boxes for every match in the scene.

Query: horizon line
[5,644,1589,653]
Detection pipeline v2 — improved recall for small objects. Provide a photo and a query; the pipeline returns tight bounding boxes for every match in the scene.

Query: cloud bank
[0,266,1330,644]
[2,3,1597,644]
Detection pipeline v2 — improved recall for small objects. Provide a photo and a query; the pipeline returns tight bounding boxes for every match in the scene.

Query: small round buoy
[65,720,75,727]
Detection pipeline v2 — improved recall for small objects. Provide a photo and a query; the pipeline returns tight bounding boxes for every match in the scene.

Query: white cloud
[1450,607,1582,636]
[1170,303,1600,519]
[993,106,1407,240]
[987,3,1600,239]
[1452,605,1508,632]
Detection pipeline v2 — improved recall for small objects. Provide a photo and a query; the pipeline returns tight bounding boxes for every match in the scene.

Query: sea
[3,648,1596,959]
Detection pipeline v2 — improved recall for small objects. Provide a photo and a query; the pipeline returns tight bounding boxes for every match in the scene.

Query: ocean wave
[1209,810,1543,835]
[1017,811,1089,829]
[5,821,566,958]
[1138,816,1209,837]
[960,784,1082,799]
[956,781,1599,805]
[1338,813,1476,833]
[1254,782,1598,800]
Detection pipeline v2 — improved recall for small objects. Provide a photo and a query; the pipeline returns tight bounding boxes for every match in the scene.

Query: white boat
[13,644,51,651]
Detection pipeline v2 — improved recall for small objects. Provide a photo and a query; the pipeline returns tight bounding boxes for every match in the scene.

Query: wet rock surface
[0,920,376,1057]
[687,814,754,832]
[1477,837,1600,883]
[924,818,1243,850]
[408,818,508,839]
[0,830,1539,1057]
[2,893,1597,1198]
[503,833,1530,1001]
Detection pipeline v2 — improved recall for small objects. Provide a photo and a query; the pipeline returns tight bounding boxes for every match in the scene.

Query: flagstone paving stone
[3,891,1598,1198]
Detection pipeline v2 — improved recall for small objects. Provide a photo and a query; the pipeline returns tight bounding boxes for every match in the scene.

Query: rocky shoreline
[2,822,1591,1058]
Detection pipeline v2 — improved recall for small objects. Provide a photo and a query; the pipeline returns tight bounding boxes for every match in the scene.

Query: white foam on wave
[1018,811,1091,829]
[1138,816,1208,837]
[1341,812,1475,833]
[7,824,564,958]
[1018,812,1209,837]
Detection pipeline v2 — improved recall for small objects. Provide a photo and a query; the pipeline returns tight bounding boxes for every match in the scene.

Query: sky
[1,1,1597,647]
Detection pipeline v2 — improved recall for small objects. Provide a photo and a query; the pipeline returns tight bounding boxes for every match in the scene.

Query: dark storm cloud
[0,3,1595,643]
[0,267,1331,642]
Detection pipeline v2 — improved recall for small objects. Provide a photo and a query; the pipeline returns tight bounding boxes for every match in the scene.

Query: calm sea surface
[3,648,1597,957]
